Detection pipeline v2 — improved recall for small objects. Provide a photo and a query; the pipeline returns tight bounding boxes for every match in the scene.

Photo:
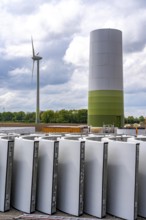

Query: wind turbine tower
[31,38,42,124]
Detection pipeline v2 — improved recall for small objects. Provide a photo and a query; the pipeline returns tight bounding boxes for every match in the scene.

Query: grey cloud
[125,88,146,94]
[125,93,146,107]
[124,76,146,94]
[124,41,146,53]
[42,19,81,40]
[5,73,32,91]
[123,21,146,54]
[42,37,70,60]
[1,0,47,15]
[40,60,73,86]
[0,57,32,90]
[82,0,100,3]
[0,34,74,92]
[41,87,87,111]
[134,0,146,7]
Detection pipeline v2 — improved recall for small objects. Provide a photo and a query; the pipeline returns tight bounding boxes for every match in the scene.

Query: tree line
[0,110,145,124]
[0,109,87,123]
[124,116,145,124]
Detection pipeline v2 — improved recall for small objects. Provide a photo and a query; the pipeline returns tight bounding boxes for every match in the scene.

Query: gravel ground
[0,209,145,220]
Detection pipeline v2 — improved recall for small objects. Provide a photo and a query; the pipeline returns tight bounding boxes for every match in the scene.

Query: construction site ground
[0,209,145,220]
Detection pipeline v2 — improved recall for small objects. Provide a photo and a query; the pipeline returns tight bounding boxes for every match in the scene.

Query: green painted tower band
[88,29,124,127]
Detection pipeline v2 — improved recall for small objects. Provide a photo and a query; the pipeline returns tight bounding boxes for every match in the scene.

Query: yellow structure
[41,125,87,133]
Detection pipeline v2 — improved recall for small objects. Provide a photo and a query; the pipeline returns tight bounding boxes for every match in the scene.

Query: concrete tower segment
[88,29,124,127]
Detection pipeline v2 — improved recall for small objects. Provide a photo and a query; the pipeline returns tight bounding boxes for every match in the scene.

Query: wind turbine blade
[31,36,35,57]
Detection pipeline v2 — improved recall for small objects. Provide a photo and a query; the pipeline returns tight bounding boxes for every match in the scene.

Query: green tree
[124,117,128,124]
[134,117,139,123]
[14,111,25,122]
[77,109,87,123]
[56,109,70,123]
[139,116,145,122]
[0,113,2,121]
[127,116,135,124]
[41,110,55,123]
[70,110,79,123]
[25,112,35,122]
[1,112,13,121]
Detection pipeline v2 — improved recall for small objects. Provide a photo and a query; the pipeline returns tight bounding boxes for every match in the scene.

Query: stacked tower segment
[88,29,124,127]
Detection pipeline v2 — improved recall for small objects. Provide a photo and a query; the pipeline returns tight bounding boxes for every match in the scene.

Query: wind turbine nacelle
[32,56,42,61]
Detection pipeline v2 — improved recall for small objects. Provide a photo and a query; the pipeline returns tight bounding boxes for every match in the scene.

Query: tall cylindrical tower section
[88,28,124,127]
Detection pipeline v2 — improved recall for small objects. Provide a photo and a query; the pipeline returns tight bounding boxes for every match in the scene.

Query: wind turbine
[31,37,42,124]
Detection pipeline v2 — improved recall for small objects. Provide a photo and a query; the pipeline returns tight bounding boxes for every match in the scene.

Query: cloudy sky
[0,0,146,116]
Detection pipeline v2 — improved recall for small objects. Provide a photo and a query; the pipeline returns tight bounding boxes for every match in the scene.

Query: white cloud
[38,0,81,33]
[124,46,146,93]
[0,91,17,111]
[63,35,89,67]
[1,43,31,60]
[8,67,30,76]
